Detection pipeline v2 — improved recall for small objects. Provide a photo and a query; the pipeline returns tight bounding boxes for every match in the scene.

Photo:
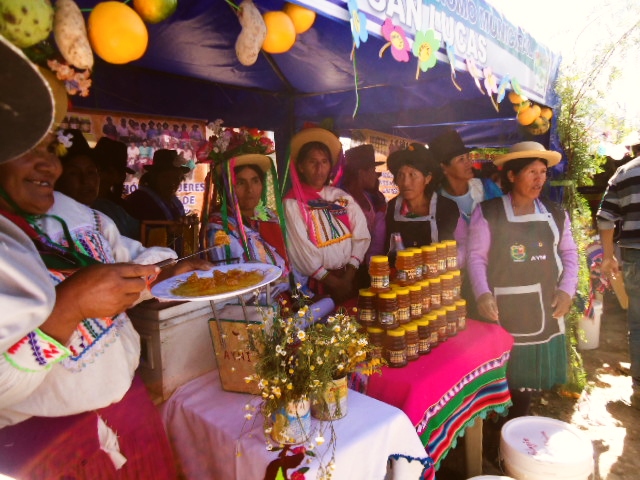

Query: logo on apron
[510,243,526,262]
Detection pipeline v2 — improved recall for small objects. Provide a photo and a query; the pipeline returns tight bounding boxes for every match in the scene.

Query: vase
[270,397,311,445]
[311,376,349,420]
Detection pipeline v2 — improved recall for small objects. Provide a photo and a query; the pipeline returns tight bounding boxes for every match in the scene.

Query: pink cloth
[366,319,514,467]
[0,375,176,480]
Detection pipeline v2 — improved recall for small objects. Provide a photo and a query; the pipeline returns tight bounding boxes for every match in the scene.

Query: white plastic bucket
[500,416,594,480]
[578,301,602,350]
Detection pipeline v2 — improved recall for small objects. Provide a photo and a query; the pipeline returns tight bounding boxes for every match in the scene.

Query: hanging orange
[517,104,541,126]
[283,3,315,34]
[262,11,296,54]
[88,2,148,64]
[508,91,526,104]
[540,107,553,120]
[133,0,177,24]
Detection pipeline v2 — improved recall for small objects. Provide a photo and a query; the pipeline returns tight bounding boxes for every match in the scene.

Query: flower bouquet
[197,119,275,164]
[244,303,382,476]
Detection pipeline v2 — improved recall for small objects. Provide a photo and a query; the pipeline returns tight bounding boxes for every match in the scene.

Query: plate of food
[151,262,283,301]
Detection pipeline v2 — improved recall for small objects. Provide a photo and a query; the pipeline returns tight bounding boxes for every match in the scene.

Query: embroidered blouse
[284,186,371,281]
[0,192,175,427]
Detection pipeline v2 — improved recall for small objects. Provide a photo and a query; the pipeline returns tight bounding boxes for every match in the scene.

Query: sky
[488,0,640,131]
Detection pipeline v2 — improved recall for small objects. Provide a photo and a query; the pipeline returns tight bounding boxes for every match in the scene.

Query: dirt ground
[437,291,639,479]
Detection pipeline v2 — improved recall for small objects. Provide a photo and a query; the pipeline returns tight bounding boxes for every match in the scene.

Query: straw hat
[0,35,54,164]
[231,153,273,173]
[290,127,342,166]
[494,141,561,167]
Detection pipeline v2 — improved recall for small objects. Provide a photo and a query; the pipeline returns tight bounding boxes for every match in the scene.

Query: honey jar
[377,292,399,330]
[385,327,407,368]
[368,255,391,292]
[357,289,377,328]
[421,245,438,279]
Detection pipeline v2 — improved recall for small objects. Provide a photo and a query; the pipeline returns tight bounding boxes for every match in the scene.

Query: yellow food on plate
[171,269,264,297]
[213,230,231,246]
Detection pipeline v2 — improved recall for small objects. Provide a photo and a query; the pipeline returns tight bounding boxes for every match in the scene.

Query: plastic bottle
[421,245,438,279]
[385,327,407,368]
[404,322,420,361]
[395,250,415,286]
[377,292,399,330]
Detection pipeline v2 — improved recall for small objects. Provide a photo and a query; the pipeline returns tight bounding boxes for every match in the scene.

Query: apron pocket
[494,284,545,337]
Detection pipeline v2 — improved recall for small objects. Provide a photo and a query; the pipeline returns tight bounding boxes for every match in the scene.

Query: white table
[161,371,432,479]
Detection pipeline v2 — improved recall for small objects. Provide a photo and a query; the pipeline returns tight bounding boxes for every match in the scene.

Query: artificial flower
[413,30,440,80]
[348,0,368,48]
[379,19,410,62]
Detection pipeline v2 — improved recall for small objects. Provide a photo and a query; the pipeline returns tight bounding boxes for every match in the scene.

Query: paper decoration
[496,74,511,104]
[465,57,484,94]
[412,30,440,80]
[483,66,499,111]
[445,42,462,91]
[510,77,524,96]
[348,0,368,51]
[379,19,410,62]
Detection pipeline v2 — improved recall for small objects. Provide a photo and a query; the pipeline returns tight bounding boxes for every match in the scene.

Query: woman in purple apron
[467,142,579,417]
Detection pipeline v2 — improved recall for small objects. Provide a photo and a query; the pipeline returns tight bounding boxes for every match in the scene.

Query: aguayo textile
[366,319,513,472]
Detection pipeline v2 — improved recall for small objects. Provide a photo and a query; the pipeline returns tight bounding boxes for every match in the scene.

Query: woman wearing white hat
[467,141,578,417]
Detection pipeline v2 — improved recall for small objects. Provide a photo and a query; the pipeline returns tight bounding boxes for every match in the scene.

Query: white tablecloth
[160,371,431,480]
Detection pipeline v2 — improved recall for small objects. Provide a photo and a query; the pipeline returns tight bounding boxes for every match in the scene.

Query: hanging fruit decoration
[133,0,178,24]
[283,2,315,34]
[88,1,149,64]
[508,91,552,136]
[54,0,94,70]
[262,10,296,54]
[235,0,266,66]
[0,0,54,48]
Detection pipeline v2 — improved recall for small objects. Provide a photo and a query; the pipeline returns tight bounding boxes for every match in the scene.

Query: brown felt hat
[94,137,135,174]
[344,144,384,171]
[428,130,471,165]
[144,149,191,173]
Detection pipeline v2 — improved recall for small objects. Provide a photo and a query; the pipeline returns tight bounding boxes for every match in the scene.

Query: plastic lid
[444,305,456,312]
[435,243,446,249]
[421,245,436,252]
[424,313,437,321]
[403,322,418,331]
[367,326,384,334]
[408,285,421,292]
[386,328,405,337]
[359,289,376,297]
[444,239,457,246]
[415,318,430,327]
[395,288,409,296]
[452,270,461,276]
[409,247,422,254]
[455,299,467,306]
[379,292,397,299]
[417,280,430,287]
[430,277,441,284]
[441,274,453,280]
[434,308,446,316]
[397,250,413,258]
[370,255,389,263]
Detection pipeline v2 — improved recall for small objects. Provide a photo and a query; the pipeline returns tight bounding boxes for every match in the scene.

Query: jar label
[447,321,457,336]
[437,259,447,272]
[396,270,408,281]
[410,303,422,316]
[447,257,457,270]
[371,275,390,289]
[388,349,407,365]
[418,338,430,353]
[458,316,466,330]
[359,308,376,322]
[407,343,419,358]
[415,265,423,278]
[397,307,411,322]
[379,311,396,325]
[453,286,461,299]
[430,331,439,344]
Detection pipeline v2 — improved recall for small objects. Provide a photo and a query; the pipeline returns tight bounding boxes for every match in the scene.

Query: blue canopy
[74,0,560,153]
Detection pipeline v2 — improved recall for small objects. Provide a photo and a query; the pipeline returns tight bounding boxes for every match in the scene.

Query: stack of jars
[358,241,469,368]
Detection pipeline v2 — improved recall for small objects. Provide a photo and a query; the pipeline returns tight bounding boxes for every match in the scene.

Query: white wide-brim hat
[494,141,562,167]
[0,35,54,164]
[290,127,342,166]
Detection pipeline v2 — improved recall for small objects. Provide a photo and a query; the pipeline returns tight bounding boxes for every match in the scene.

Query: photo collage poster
[65,110,210,215]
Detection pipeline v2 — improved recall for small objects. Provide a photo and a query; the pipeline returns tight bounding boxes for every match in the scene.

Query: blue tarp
[73,0,560,152]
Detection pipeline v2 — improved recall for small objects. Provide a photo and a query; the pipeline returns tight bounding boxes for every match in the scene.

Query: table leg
[464,417,483,477]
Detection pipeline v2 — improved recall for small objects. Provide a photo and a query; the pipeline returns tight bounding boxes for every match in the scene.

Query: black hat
[144,149,191,173]
[0,35,54,163]
[344,144,384,171]
[58,129,94,162]
[94,137,135,174]
[428,130,471,165]
[387,143,437,178]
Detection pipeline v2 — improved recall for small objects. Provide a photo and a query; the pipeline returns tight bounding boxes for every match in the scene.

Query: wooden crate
[128,300,217,402]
